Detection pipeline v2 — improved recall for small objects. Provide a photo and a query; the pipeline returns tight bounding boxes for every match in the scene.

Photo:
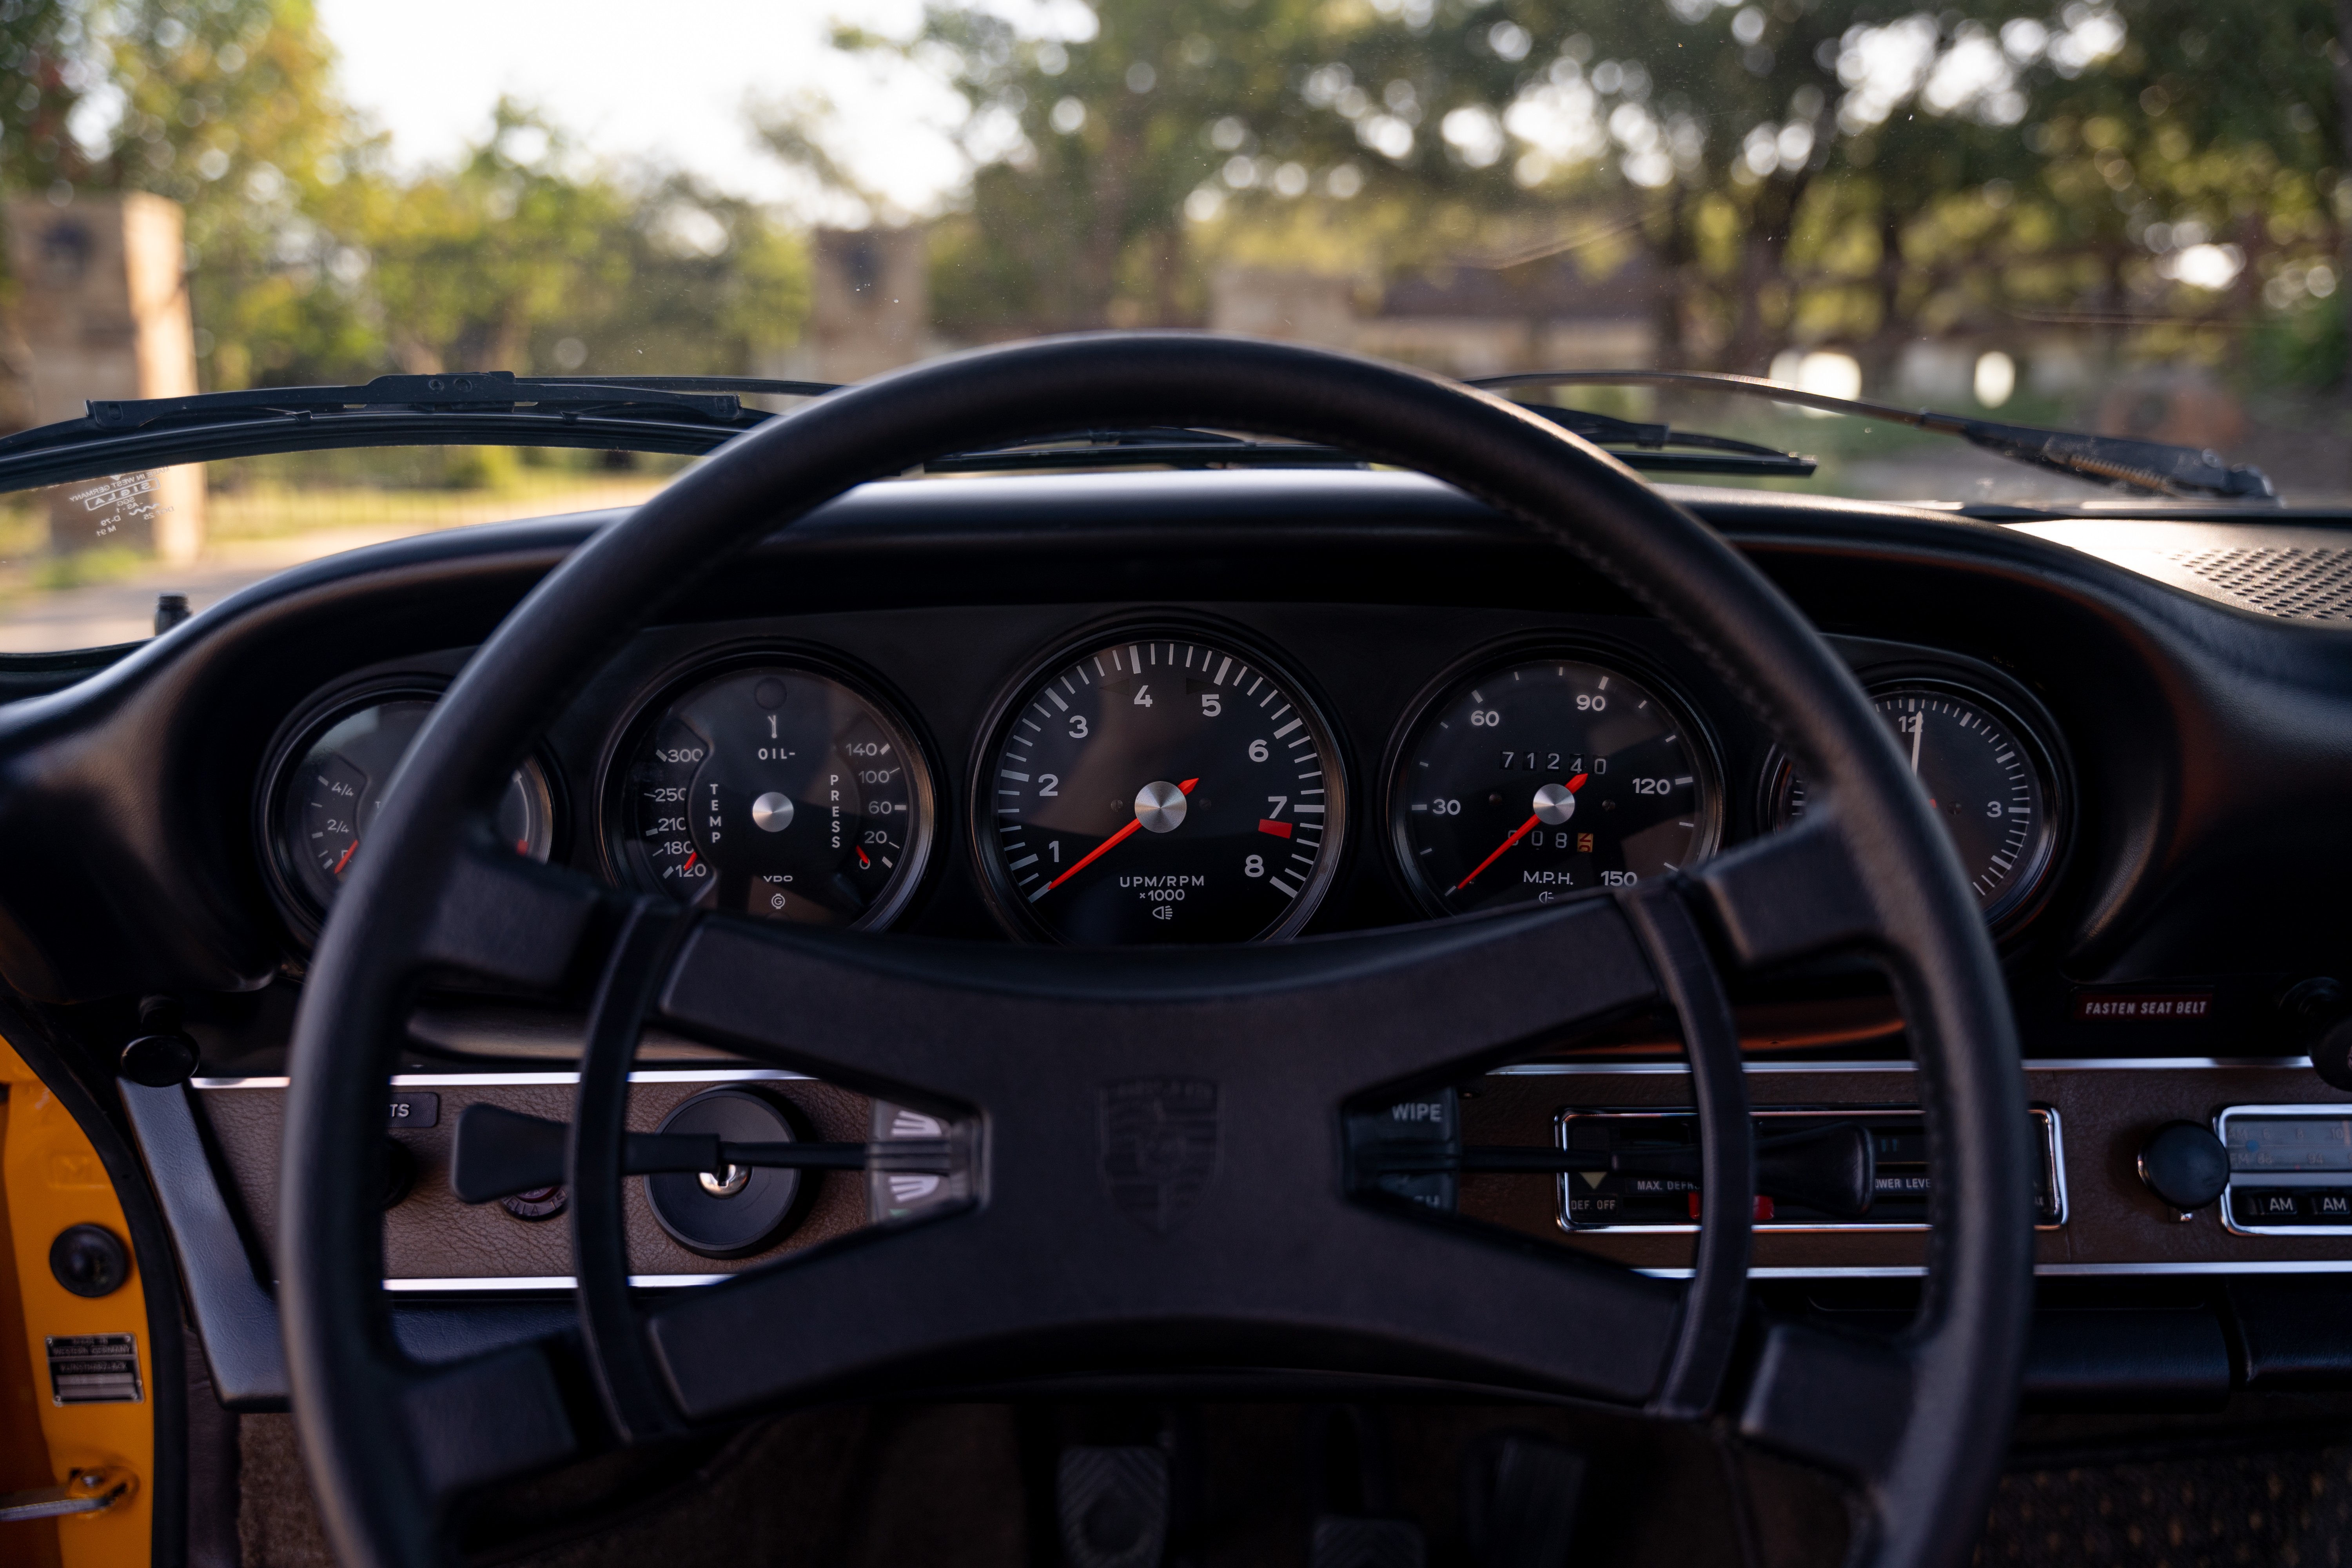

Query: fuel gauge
[273,693,555,924]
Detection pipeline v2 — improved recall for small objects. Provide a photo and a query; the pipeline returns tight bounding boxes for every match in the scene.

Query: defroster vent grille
[2161,546,2352,621]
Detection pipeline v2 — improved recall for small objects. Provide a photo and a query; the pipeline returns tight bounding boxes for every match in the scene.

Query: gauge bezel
[967,617,1352,945]
[1381,636,1727,921]
[1756,666,2071,937]
[258,676,564,947]
[593,643,942,933]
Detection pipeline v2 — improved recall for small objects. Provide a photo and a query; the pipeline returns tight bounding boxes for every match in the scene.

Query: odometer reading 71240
[978,634,1346,944]
[1390,654,1720,916]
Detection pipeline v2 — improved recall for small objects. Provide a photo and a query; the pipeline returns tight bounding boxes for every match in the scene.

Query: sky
[313,0,978,216]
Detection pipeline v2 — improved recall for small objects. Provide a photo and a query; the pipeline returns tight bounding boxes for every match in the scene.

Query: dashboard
[11,466,2352,1408]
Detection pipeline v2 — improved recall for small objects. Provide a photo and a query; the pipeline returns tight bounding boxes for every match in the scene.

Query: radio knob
[2310,1016,2352,1093]
[2137,1122,2230,1217]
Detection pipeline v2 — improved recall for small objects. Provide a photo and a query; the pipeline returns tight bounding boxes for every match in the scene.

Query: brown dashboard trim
[194,1069,871,1284]
[188,1057,2352,1289]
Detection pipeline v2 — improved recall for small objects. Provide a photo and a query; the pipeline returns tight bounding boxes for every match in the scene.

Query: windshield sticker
[62,472,171,544]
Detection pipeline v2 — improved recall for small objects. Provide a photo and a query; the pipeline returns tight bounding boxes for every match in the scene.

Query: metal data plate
[1553,1105,2066,1234]
[2218,1105,2352,1236]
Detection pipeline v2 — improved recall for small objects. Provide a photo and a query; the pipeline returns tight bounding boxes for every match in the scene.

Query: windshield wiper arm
[1473,370,2275,501]
[0,370,816,490]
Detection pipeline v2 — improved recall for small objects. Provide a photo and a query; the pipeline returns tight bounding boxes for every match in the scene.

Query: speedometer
[975,630,1346,944]
[1388,651,1720,916]
[608,658,935,929]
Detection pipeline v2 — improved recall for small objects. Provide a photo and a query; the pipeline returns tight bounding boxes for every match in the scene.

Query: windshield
[0,1,2341,650]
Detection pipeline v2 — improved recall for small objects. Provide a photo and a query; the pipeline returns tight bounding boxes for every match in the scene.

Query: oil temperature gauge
[610,661,935,929]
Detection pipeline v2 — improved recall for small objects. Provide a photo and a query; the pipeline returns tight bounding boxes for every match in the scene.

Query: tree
[829,0,2346,389]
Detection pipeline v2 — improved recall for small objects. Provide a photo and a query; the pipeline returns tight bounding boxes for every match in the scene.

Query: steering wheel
[279,335,2032,1568]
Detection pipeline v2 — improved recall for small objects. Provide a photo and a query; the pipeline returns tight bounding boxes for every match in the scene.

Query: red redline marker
[1258,818,1293,839]
[1448,773,1587,895]
[1036,777,1199,897]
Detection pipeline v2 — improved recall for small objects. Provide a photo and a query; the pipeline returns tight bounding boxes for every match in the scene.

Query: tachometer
[609,659,934,929]
[1389,652,1720,916]
[976,631,1346,944]
[1767,681,2060,929]
[274,694,555,921]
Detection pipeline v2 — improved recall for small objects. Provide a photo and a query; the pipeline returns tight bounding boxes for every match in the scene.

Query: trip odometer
[611,660,934,929]
[1390,653,1721,916]
[978,632,1346,944]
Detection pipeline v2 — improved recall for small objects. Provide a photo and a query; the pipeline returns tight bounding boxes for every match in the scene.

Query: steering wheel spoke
[417,836,616,993]
[653,891,1661,1105]
[641,1164,1688,1421]
[1689,807,1886,970]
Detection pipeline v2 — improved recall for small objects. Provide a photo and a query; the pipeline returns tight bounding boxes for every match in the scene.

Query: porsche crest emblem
[1100,1078,1220,1234]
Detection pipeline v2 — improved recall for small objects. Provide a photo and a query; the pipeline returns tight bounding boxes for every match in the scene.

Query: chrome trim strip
[1495,1056,2317,1076]
[382,1274,731,1292]
[1631,1259,2352,1280]
[192,1068,810,1091]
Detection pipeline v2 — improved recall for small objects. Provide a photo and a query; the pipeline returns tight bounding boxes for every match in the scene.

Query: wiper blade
[1512,403,1815,474]
[58,369,788,434]
[0,370,811,490]
[1473,370,2275,501]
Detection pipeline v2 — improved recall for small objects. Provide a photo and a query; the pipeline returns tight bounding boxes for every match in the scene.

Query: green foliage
[0,0,98,197]
[0,1,809,397]
[835,0,2348,388]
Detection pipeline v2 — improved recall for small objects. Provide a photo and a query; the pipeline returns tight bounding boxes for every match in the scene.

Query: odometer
[1390,653,1720,916]
[977,632,1345,944]
[612,661,934,929]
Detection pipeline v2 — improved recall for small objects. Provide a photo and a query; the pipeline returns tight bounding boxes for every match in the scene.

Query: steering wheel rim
[280,333,2032,1568]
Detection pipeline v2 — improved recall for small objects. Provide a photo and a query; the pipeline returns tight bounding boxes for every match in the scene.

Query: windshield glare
[0,2,2342,650]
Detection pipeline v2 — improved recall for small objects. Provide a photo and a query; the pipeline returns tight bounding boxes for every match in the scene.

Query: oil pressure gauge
[608,658,935,929]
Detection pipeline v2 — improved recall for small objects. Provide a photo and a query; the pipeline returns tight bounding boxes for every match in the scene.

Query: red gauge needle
[856,846,871,869]
[332,840,358,876]
[1034,777,1198,898]
[680,851,699,876]
[1448,773,1587,895]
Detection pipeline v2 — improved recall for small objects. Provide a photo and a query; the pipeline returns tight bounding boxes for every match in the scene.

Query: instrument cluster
[258,619,2071,949]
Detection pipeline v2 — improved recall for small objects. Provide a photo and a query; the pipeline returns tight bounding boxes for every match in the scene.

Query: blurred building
[3,193,205,560]
[1209,254,1662,377]
[775,227,935,385]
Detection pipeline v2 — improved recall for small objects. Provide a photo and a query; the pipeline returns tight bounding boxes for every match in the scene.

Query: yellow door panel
[0,1040,151,1568]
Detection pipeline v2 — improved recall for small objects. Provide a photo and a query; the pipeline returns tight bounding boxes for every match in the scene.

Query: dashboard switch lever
[449,1102,949,1204]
